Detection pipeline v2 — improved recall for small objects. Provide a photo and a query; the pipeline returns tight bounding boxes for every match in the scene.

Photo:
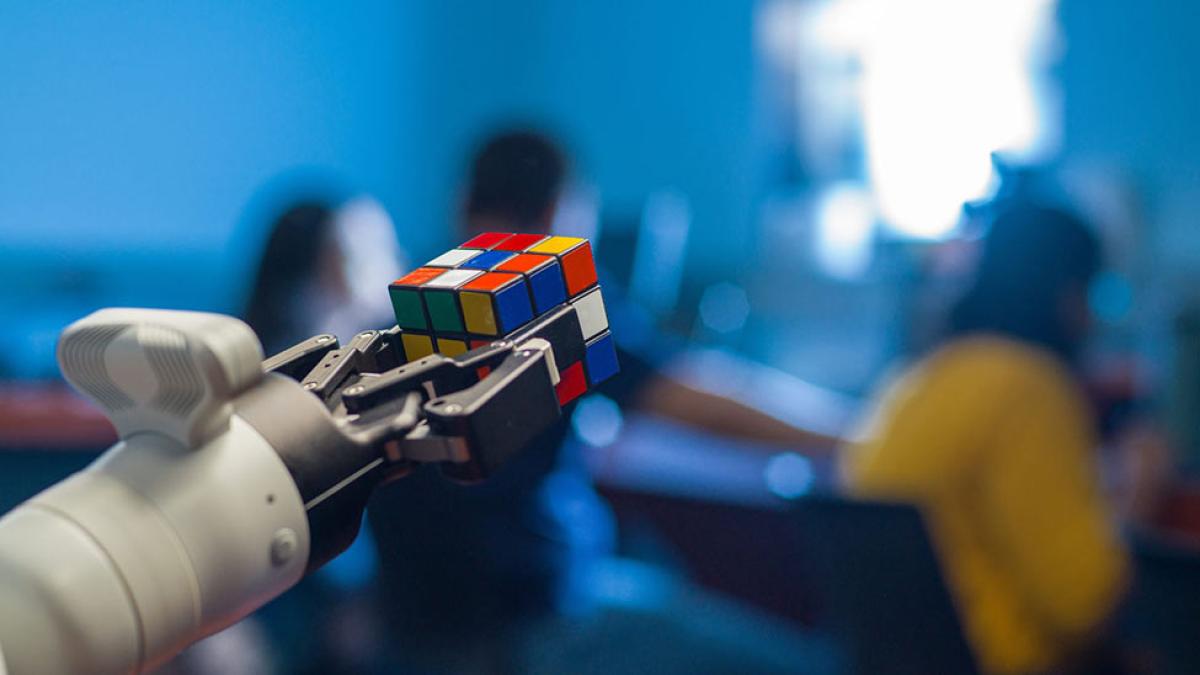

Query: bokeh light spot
[699,282,751,334]
[572,394,624,448]
[764,452,815,499]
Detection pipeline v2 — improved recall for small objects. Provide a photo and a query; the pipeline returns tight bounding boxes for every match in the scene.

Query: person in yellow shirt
[841,203,1130,674]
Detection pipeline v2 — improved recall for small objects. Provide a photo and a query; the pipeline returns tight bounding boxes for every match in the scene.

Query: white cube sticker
[571,287,609,340]
[424,268,483,289]
[426,248,481,268]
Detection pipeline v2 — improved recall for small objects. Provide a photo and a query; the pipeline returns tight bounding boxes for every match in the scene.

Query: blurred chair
[791,496,977,675]
[1123,528,1200,674]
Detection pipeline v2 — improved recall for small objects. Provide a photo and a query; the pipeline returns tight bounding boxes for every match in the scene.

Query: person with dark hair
[243,195,405,355]
[840,203,1130,674]
[464,131,567,232]
[948,205,1101,363]
[244,201,343,353]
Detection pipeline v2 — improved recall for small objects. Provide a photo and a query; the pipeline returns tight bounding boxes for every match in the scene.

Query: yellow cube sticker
[401,333,435,361]
[460,292,498,335]
[436,337,468,357]
[528,236,584,255]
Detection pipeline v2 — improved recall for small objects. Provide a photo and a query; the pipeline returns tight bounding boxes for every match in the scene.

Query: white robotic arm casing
[56,308,264,449]
[0,310,310,674]
[0,302,578,673]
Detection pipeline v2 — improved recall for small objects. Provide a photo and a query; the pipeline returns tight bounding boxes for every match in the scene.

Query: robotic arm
[0,282,604,673]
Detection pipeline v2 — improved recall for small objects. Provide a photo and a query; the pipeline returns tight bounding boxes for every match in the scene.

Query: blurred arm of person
[1086,365,1177,527]
[633,374,843,455]
[1110,418,1175,525]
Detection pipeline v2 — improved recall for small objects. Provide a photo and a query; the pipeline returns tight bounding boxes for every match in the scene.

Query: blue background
[2,0,1199,385]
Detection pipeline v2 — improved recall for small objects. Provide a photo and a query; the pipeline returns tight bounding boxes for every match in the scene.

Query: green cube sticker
[424,290,464,333]
[390,288,427,330]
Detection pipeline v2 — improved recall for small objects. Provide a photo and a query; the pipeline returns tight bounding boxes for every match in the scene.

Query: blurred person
[167,191,404,675]
[840,202,1136,674]
[462,130,844,450]
[244,195,406,354]
[366,129,836,674]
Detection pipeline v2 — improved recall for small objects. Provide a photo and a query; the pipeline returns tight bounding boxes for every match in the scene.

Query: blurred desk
[586,414,1200,628]
[1155,481,1200,548]
[0,381,115,449]
[585,415,837,626]
[586,415,837,506]
[0,382,108,513]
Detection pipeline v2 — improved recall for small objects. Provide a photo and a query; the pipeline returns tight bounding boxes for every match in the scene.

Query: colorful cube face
[388,267,444,330]
[527,236,598,297]
[460,249,517,271]
[493,254,567,314]
[386,232,618,403]
[459,272,534,336]
[425,249,481,268]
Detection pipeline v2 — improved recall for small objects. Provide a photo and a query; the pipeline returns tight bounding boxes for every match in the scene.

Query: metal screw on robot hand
[344,385,365,396]
[303,382,318,391]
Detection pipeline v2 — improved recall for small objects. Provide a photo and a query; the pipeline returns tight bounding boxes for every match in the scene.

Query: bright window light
[808,0,1058,239]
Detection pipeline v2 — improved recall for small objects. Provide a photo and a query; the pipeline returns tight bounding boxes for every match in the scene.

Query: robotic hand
[0,234,617,675]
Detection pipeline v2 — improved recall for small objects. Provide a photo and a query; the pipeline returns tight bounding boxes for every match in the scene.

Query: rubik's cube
[388,233,619,405]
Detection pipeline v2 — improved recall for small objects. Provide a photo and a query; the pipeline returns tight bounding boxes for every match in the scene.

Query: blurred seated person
[366,130,835,674]
[244,193,406,354]
[166,191,405,675]
[840,203,1135,674]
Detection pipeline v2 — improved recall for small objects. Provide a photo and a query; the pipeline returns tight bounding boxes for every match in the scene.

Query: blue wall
[1058,0,1200,277]
[0,2,422,375]
[0,1,418,310]
[400,1,760,272]
[0,1,762,376]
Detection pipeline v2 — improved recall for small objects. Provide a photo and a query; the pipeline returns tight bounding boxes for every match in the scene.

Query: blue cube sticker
[584,332,619,386]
